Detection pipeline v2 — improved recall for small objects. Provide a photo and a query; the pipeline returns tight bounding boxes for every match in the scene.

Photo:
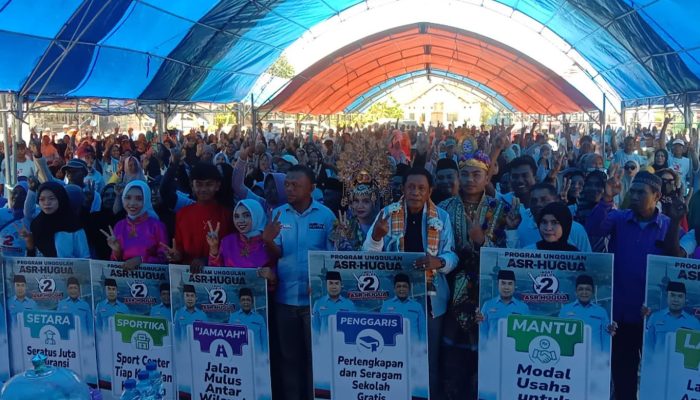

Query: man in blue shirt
[479,270,529,343]
[586,171,671,399]
[57,277,93,335]
[266,165,336,400]
[7,274,37,324]
[559,275,612,353]
[644,281,700,358]
[228,288,268,354]
[380,273,426,342]
[174,284,207,339]
[312,271,356,337]
[149,283,172,321]
[95,278,128,331]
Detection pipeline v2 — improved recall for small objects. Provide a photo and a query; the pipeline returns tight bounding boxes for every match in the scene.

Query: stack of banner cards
[90,260,173,399]
[308,251,429,400]
[0,260,9,385]
[169,265,271,400]
[640,255,700,400]
[478,248,614,400]
[3,257,97,386]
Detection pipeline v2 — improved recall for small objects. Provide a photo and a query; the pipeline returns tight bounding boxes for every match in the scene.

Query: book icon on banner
[357,333,382,353]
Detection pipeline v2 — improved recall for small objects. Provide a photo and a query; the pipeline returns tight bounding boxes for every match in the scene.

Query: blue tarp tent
[0,0,699,112]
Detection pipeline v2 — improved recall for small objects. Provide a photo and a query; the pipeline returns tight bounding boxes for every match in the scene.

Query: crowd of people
[0,117,697,400]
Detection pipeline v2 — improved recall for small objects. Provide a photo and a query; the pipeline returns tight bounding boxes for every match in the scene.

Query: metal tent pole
[12,94,23,186]
[0,95,10,187]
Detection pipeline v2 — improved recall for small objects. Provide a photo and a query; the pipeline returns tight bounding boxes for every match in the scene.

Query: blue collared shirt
[312,295,356,335]
[228,309,268,353]
[559,300,611,353]
[174,307,207,338]
[645,308,700,355]
[380,296,426,342]
[7,296,37,322]
[363,202,458,318]
[57,297,93,334]
[149,303,172,321]
[95,299,129,329]
[586,200,670,323]
[479,296,530,341]
[273,200,336,306]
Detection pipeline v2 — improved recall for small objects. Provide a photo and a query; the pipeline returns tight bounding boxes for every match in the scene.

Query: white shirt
[0,157,36,184]
[669,156,691,188]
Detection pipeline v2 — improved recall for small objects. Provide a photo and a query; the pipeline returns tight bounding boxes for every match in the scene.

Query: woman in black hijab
[652,148,669,171]
[533,201,579,251]
[22,182,90,258]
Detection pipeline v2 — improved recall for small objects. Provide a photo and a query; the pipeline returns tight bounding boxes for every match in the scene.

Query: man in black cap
[57,276,92,333]
[478,269,529,341]
[381,273,426,342]
[559,275,614,352]
[311,271,355,336]
[587,170,673,399]
[229,288,268,353]
[644,281,700,355]
[174,284,207,339]
[150,282,171,321]
[8,274,37,320]
[432,158,459,204]
[95,278,128,330]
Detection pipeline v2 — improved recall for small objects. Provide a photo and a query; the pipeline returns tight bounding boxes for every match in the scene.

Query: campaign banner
[169,265,271,400]
[308,251,429,400]
[0,261,9,385]
[478,248,614,400]
[3,257,97,386]
[90,260,173,399]
[640,255,700,400]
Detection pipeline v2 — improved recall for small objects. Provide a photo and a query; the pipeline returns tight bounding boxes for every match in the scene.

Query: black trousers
[611,322,643,400]
[273,303,312,400]
[440,344,478,400]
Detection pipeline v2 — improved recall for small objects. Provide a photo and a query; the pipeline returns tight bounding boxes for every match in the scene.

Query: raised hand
[206,220,221,253]
[371,211,390,241]
[466,214,486,246]
[99,226,121,254]
[28,176,40,192]
[262,211,282,244]
[159,239,182,263]
[84,180,95,207]
[559,177,571,202]
[603,166,622,201]
[505,197,522,229]
[15,223,33,250]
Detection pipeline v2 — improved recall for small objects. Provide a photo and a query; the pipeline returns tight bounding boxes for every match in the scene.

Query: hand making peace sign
[262,211,282,244]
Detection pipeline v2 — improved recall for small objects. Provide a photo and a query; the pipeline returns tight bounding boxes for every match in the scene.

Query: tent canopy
[0,0,699,113]
[265,24,596,114]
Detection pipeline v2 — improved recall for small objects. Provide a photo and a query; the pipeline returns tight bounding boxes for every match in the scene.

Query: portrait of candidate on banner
[640,255,700,400]
[308,251,429,400]
[478,248,614,400]
[169,264,271,400]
